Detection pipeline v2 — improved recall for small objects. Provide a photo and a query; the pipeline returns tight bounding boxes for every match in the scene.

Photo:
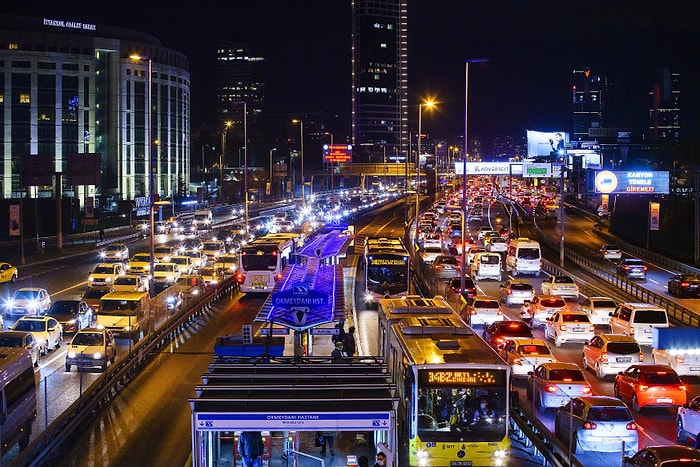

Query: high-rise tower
[649,68,680,143]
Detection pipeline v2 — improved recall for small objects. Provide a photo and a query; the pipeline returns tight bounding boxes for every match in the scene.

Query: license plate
[616,357,632,363]
[643,328,652,333]
[450,462,472,467]
[657,398,673,403]
[573,327,584,332]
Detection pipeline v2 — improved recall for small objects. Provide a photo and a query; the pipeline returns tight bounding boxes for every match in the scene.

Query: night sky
[3,1,698,149]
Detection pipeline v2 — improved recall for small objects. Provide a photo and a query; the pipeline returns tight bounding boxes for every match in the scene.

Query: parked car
[540,275,580,299]
[65,328,116,372]
[498,338,556,378]
[582,334,643,380]
[579,296,617,326]
[623,445,700,467]
[11,316,63,355]
[554,396,638,455]
[613,364,687,412]
[4,287,51,317]
[0,330,41,366]
[482,320,533,348]
[599,244,622,261]
[46,299,93,333]
[499,279,535,306]
[668,273,700,297]
[527,362,592,413]
[100,243,129,262]
[616,258,648,281]
[543,311,595,347]
[0,262,18,283]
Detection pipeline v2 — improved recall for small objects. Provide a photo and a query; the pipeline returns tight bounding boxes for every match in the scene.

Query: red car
[482,320,533,348]
[613,364,686,412]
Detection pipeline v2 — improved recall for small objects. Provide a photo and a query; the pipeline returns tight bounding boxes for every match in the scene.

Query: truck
[193,208,213,230]
[651,327,700,377]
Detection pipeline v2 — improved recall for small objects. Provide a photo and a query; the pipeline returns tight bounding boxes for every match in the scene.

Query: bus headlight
[414,450,430,467]
[364,292,374,303]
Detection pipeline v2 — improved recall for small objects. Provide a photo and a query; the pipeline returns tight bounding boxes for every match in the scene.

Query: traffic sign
[258,327,290,336]
[311,328,340,335]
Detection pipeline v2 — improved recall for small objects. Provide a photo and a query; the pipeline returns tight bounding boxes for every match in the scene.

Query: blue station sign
[271,283,329,309]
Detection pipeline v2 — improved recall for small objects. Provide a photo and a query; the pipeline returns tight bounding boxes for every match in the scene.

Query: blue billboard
[594,170,669,194]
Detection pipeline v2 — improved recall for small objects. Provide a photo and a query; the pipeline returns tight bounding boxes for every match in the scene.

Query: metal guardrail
[13,280,239,466]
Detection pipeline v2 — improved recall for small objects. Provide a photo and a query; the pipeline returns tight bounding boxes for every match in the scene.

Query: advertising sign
[323,144,353,163]
[649,202,660,231]
[594,171,670,194]
[522,163,551,178]
[454,162,510,175]
[9,204,20,237]
[527,130,569,157]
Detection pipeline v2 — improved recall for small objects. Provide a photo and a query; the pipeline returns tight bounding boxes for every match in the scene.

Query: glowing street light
[221,120,233,203]
[415,100,435,248]
[292,119,305,208]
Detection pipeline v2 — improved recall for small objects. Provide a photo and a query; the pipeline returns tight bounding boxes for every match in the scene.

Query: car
[498,338,556,378]
[214,254,238,276]
[154,221,171,234]
[182,249,208,269]
[477,227,497,241]
[482,231,501,246]
[202,240,226,259]
[46,299,93,333]
[582,334,644,380]
[486,236,507,253]
[600,244,622,261]
[543,311,595,347]
[4,287,52,317]
[112,274,149,293]
[65,328,116,372]
[100,243,129,262]
[609,302,669,345]
[466,246,486,266]
[0,330,41,366]
[178,239,203,253]
[445,276,477,298]
[81,287,113,314]
[579,296,617,326]
[466,296,504,326]
[177,275,206,299]
[276,220,295,232]
[11,316,63,355]
[421,233,442,249]
[554,396,638,455]
[152,263,181,284]
[526,362,592,413]
[651,343,700,377]
[170,255,194,275]
[676,395,700,446]
[668,273,700,297]
[0,262,18,283]
[199,266,222,287]
[87,263,125,288]
[420,246,443,264]
[530,295,569,328]
[126,253,152,275]
[499,279,536,306]
[432,255,461,279]
[616,258,648,281]
[154,245,175,262]
[229,223,249,237]
[623,445,700,467]
[482,320,533,348]
[613,364,687,412]
[540,275,580,299]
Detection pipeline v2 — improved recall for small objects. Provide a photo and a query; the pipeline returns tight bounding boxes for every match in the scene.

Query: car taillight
[680,385,687,392]
[495,337,504,344]
[629,326,635,335]
[582,386,592,394]
[544,384,558,393]
[601,352,608,363]
[642,265,648,271]
[497,309,503,316]
[588,325,595,331]
[513,358,522,365]
[626,422,637,430]
[639,353,644,362]
[675,355,685,363]
[559,324,567,331]
[581,421,597,430]
[681,282,690,287]
[638,384,648,392]
[235,273,245,283]
[274,273,283,281]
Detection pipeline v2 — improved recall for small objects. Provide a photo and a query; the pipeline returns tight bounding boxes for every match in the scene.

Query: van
[97,291,151,344]
[608,302,669,345]
[505,237,542,276]
[470,252,502,281]
[0,348,37,453]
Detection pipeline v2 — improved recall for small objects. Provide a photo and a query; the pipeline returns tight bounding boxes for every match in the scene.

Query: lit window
[380,43,387,48]
[19,93,30,104]
[8,43,18,50]
[0,95,3,103]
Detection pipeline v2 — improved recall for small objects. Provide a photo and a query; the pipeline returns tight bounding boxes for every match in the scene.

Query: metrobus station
[189,227,398,466]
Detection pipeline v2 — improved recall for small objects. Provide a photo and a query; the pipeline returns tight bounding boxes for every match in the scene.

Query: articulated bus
[388,315,511,466]
[363,237,410,304]
[237,235,296,293]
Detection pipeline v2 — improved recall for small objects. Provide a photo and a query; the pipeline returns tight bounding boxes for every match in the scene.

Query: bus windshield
[367,256,408,290]
[241,247,278,271]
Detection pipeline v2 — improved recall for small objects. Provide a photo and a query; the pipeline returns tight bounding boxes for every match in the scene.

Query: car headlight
[96,324,105,330]
[124,325,133,331]
[68,351,77,358]
[5,299,15,309]
[100,252,106,258]
[105,277,112,283]
[93,352,102,360]
[67,319,76,324]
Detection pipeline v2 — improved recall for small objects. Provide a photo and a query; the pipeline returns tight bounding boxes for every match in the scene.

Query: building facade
[0,15,190,210]
[649,67,680,144]
[572,67,608,141]
[351,0,408,163]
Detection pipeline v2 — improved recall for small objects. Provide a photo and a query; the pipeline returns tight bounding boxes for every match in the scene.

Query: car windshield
[172,258,188,265]
[475,300,500,309]
[549,369,585,382]
[106,246,122,252]
[0,336,24,347]
[155,247,172,254]
[587,407,632,422]
[606,342,640,355]
[72,332,104,346]
[13,320,46,332]
[93,266,115,274]
[480,255,500,265]
[132,255,150,262]
[83,289,111,299]
[541,298,566,308]
[643,371,681,384]
[518,248,539,260]
[114,277,137,286]
[510,283,533,291]
[154,264,175,272]
[592,300,616,308]
[554,276,575,283]
[48,301,79,315]
[438,257,458,265]
[13,290,39,300]
[518,345,551,356]
[561,314,590,323]
[633,310,667,324]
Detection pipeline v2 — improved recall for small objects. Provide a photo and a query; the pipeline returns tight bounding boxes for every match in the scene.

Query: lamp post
[415,101,434,248]
[324,132,334,195]
[292,119,305,209]
[269,148,277,199]
[130,54,155,296]
[221,121,232,204]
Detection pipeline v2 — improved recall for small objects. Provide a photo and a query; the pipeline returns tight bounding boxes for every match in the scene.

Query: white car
[580,296,617,326]
[477,228,497,241]
[541,275,579,299]
[420,246,443,264]
[651,348,700,377]
[486,237,507,253]
[677,395,700,446]
[100,243,129,262]
[112,274,150,292]
[152,263,181,284]
[583,334,643,380]
[527,362,592,413]
[466,296,503,326]
[544,311,595,347]
[600,244,622,261]
[11,316,63,355]
[4,287,52,317]
[499,338,556,377]
[530,295,569,328]
[0,331,41,366]
[65,328,116,372]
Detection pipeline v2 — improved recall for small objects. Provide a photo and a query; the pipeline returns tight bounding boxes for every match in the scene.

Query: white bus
[363,237,410,304]
[0,348,37,454]
[237,235,295,293]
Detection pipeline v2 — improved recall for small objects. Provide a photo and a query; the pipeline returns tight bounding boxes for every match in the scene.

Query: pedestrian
[358,455,370,467]
[99,228,105,242]
[520,300,532,327]
[319,430,337,456]
[373,451,387,467]
[331,341,348,362]
[343,325,357,356]
[238,431,265,467]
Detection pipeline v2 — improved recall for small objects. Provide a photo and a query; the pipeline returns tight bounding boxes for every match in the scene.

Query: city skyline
[3,1,697,151]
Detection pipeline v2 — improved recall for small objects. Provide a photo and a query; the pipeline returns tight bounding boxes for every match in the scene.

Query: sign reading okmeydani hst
[594,170,670,194]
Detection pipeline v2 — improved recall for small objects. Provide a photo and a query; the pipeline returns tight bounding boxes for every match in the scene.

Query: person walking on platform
[331,341,348,362]
[343,325,357,356]
[319,430,337,456]
[238,431,265,467]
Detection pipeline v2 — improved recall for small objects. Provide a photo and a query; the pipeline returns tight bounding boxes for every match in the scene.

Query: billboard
[323,144,353,163]
[454,162,510,175]
[526,130,569,157]
[594,171,670,194]
[522,163,551,178]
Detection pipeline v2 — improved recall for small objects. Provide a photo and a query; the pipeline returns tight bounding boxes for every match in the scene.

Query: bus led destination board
[594,170,669,194]
[418,369,507,387]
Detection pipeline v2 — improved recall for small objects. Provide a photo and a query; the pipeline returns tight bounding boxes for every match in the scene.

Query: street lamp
[292,119,305,209]
[269,148,277,199]
[129,53,155,296]
[415,100,435,248]
[220,121,233,204]
[324,132,334,195]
